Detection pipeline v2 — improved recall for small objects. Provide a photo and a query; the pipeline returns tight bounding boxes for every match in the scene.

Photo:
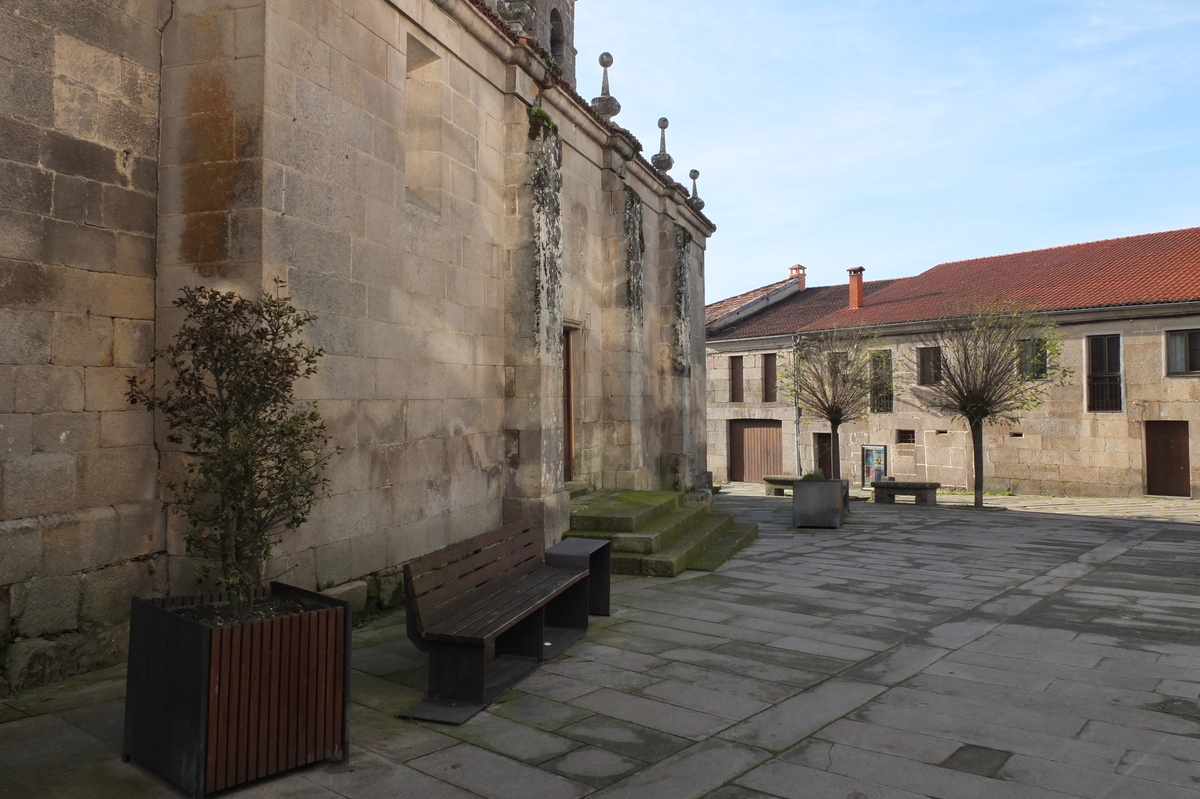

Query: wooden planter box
[792,481,845,528]
[123,582,351,799]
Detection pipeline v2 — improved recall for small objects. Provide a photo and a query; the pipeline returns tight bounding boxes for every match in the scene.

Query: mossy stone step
[564,480,593,499]
[688,522,758,572]
[569,490,681,533]
[567,504,709,554]
[637,512,735,577]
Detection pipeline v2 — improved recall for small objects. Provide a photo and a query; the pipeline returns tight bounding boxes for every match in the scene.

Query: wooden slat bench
[872,480,941,505]
[399,519,590,724]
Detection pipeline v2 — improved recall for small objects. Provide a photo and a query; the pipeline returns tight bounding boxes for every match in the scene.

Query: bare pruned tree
[782,327,877,479]
[910,311,1070,507]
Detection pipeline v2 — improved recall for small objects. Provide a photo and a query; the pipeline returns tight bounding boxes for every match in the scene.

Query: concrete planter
[792,481,845,529]
[123,582,351,799]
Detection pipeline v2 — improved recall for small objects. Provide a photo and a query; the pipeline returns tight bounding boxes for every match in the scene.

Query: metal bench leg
[496,608,545,660]
[428,642,486,703]
[546,578,589,634]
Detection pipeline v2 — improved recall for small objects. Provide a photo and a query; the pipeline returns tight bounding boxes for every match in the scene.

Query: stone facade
[707,307,1200,497]
[0,0,713,692]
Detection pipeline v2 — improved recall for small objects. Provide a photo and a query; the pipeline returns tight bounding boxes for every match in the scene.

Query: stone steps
[567,503,710,554]
[688,522,759,572]
[569,490,681,533]
[633,512,734,577]
[566,489,756,578]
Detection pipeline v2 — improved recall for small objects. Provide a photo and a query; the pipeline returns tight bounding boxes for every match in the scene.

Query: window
[730,355,743,403]
[1019,339,1048,379]
[762,353,777,403]
[1167,330,1200,375]
[896,429,916,444]
[549,9,566,62]
[870,350,893,413]
[1087,334,1122,412]
[917,346,942,385]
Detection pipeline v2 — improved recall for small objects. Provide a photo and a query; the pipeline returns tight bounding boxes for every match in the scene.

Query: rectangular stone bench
[872,480,940,506]
[763,475,804,496]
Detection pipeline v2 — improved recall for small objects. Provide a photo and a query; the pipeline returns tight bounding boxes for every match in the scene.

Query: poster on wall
[862,445,887,488]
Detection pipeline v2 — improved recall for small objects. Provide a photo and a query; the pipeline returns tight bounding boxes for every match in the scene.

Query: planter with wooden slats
[123,582,351,798]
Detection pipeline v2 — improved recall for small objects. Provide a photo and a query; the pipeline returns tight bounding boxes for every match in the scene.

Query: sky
[573,0,1200,304]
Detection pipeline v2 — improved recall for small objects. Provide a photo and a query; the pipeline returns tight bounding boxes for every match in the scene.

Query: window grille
[870,350,893,413]
[917,347,942,385]
[1086,335,1121,412]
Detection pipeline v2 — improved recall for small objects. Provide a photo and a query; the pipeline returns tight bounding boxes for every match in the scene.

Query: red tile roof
[704,279,792,325]
[707,279,901,340]
[707,227,1200,341]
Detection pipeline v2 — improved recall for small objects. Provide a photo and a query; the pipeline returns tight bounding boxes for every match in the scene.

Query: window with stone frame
[1019,339,1049,379]
[1167,330,1200,375]
[762,353,777,403]
[730,355,744,403]
[917,346,942,385]
[1087,334,1122,412]
[870,350,894,413]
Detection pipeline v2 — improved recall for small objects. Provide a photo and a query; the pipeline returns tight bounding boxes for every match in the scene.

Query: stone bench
[872,480,941,506]
[763,475,804,496]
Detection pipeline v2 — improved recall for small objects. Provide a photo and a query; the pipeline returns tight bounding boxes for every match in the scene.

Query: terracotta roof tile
[704,278,792,325]
[708,227,1200,340]
[708,279,900,339]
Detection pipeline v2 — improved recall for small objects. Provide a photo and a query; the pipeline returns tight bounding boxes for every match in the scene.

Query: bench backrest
[402,519,543,649]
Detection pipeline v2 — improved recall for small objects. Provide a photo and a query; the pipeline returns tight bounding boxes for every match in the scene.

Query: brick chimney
[847,267,865,310]
[788,264,806,290]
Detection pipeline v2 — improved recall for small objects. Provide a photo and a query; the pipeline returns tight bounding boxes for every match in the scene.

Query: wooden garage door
[729,420,782,483]
[1146,421,1190,497]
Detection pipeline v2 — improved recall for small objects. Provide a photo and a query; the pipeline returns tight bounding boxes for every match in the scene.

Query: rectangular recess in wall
[730,356,744,403]
[762,354,777,403]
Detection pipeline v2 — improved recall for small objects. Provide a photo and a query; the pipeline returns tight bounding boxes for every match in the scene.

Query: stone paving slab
[6,483,1200,797]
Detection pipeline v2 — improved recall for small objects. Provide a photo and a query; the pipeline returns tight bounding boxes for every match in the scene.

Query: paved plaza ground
[4,485,1200,798]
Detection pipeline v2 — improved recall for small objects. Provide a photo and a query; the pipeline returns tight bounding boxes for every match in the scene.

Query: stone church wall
[0,0,712,692]
[0,1,165,696]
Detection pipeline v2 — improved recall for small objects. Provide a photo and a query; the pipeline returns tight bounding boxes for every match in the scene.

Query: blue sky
[573,0,1200,304]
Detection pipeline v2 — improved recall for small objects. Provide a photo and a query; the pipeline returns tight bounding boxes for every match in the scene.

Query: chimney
[788,264,806,290]
[847,267,865,310]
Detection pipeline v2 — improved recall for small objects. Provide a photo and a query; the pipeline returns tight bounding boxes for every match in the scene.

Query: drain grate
[940,744,1013,777]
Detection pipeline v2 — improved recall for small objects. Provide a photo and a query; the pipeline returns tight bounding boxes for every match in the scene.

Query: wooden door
[563,329,574,482]
[1146,421,1190,497]
[814,433,833,480]
[729,420,782,482]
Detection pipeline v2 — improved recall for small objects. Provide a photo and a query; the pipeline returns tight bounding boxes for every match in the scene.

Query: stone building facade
[707,230,1200,498]
[0,0,713,693]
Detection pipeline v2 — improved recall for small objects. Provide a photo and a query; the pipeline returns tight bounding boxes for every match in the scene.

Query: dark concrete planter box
[792,481,845,528]
[123,582,351,799]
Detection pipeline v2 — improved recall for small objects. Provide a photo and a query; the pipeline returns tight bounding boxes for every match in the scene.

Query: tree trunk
[830,423,841,480]
[970,420,984,507]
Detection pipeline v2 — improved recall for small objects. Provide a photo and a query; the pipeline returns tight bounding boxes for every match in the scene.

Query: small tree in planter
[124,286,348,799]
[128,286,335,616]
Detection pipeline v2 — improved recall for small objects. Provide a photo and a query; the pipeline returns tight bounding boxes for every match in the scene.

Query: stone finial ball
[658,117,670,130]
[690,169,700,180]
[599,52,614,68]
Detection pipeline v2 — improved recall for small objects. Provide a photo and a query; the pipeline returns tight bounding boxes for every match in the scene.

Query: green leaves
[127,286,335,619]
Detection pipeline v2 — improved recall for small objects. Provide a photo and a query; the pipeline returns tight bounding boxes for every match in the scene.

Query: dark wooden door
[814,433,833,480]
[563,329,574,482]
[1146,421,1190,497]
[729,420,782,482]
